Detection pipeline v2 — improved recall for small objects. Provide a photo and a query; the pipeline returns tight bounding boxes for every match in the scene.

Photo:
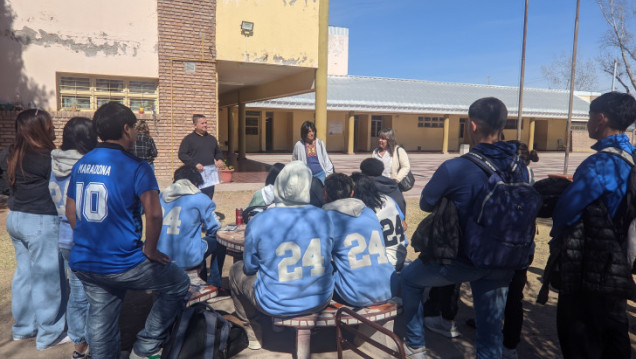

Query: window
[419,116,444,128]
[371,116,382,137]
[505,119,523,130]
[58,74,158,113]
[571,123,587,131]
[245,111,260,135]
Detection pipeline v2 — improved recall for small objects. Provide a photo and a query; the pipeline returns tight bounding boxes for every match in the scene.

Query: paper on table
[199,164,220,189]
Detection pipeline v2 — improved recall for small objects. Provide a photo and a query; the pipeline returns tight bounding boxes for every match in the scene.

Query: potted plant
[218,160,234,183]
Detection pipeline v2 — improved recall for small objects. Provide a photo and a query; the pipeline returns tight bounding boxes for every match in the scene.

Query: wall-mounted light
[241,21,254,37]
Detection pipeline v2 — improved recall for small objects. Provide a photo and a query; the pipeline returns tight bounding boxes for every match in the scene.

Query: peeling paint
[272,54,308,66]
[6,26,141,57]
[282,0,316,6]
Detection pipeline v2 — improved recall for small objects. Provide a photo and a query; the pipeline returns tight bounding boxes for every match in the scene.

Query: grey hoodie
[51,149,82,177]
[322,198,366,217]
[161,179,201,203]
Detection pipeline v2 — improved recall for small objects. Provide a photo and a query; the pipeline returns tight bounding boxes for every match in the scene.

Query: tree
[541,53,599,91]
[596,0,636,93]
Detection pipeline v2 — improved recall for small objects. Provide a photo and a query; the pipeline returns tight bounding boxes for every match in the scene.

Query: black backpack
[163,303,248,359]
[461,151,542,269]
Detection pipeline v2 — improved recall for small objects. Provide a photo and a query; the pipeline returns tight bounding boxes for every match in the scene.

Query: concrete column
[238,102,246,159]
[347,112,355,154]
[315,0,329,144]
[442,116,450,154]
[528,119,536,150]
[227,106,235,157]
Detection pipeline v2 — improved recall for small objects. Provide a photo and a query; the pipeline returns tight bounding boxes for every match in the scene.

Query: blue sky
[329,1,616,92]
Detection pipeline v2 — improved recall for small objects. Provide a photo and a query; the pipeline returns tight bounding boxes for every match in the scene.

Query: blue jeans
[74,259,189,359]
[61,249,89,346]
[313,170,326,184]
[202,235,226,288]
[6,211,67,350]
[401,259,513,359]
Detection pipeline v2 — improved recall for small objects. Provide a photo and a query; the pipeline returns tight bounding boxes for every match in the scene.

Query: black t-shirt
[4,149,57,215]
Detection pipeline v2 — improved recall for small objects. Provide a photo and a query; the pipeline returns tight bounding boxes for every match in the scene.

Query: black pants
[422,284,460,320]
[557,291,630,359]
[502,267,527,349]
[201,185,215,200]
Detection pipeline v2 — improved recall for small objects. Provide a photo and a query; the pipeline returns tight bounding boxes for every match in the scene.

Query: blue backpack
[461,151,542,269]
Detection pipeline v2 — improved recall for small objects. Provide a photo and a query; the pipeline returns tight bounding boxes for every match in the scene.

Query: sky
[329,0,624,92]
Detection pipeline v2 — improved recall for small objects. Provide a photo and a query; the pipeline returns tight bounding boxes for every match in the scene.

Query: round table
[216,224,246,261]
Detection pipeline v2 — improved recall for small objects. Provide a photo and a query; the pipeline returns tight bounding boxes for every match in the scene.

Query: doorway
[265,112,273,152]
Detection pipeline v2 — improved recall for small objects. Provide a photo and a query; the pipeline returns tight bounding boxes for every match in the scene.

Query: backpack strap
[167,306,199,359]
[202,307,218,358]
[601,147,636,167]
[461,151,500,176]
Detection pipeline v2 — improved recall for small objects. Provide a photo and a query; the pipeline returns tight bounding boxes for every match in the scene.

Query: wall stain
[6,26,140,57]
[272,54,308,66]
[282,0,316,6]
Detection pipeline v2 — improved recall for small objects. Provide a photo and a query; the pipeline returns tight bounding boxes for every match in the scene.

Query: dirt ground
[0,191,635,359]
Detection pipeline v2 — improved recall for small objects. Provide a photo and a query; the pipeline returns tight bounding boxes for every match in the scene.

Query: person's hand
[402,220,408,232]
[196,163,204,172]
[143,246,170,265]
[215,159,225,168]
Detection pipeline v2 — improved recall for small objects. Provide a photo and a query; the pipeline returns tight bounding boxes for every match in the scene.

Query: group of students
[3,91,636,359]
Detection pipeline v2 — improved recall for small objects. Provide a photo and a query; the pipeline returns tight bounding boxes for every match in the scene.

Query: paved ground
[211,151,591,198]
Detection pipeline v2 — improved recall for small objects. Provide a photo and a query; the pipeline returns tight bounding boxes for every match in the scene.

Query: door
[265,112,273,151]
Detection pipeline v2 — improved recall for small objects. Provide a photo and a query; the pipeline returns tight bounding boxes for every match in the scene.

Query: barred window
[419,116,444,128]
[58,74,158,113]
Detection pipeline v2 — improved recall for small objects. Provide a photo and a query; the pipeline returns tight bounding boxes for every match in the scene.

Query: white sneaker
[502,346,519,359]
[423,315,460,338]
[403,343,427,359]
[248,340,262,350]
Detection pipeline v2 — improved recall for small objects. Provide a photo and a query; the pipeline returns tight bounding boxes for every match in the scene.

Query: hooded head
[360,157,384,177]
[274,161,312,206]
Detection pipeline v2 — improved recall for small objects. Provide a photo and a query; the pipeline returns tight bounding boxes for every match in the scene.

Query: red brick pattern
[157,0,218,181]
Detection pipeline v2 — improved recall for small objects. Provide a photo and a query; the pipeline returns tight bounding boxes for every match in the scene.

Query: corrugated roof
[248,75,591,120]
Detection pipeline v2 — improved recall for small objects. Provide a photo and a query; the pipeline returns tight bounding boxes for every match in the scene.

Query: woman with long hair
[292,121,334,183]
[372,128,411,188]
[50,117,97,358]
[3,109,68,350]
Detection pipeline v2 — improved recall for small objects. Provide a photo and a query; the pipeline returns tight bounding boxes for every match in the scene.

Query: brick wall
[156,0,217,182]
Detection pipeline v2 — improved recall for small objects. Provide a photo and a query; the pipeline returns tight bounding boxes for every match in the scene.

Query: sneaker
[403,343,427,359]
[72,350,91,358]
[38,335,72,350]
[423,315,460,338]
[248,340,262,350]
[502,347,518,359]
[129,348,162,359]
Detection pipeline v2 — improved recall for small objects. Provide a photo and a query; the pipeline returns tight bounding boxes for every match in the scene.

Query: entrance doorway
[265,112,273,151]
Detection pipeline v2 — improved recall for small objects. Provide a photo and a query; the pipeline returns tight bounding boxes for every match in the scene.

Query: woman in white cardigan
[372,128,410,185]
[292,121,334,183]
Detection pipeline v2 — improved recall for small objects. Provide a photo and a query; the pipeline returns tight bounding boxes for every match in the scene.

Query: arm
[148,136,158,159]
[66,198,76,229]
[317,139,334,175]
[212,137,224,163]
[291,141,301,161]
[242,223,260,275]
[420,163,451,212]
[178,135,197,167]
[140,190,170,264]
[394,147,411,182]
[203,199,221,235]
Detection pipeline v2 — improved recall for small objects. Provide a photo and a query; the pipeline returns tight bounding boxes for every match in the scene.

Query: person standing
[372,128,410,187]
[2,109,69,350]
[551,92,636,359]
[130,120,158,171]
[49,116,98,358]
[66,102,189,359]
[178,114,224,200]
[402,97,531,359]
[292,121,334,183]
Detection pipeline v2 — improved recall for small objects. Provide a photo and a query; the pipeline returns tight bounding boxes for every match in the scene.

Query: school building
[0,0,603,183]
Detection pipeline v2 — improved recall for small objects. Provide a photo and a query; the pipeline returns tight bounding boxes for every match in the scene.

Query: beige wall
[328,26,348,76]
[216,0,319,67]
[1,0,159,109]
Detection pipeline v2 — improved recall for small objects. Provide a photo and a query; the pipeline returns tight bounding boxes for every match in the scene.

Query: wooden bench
[271,299,402,359]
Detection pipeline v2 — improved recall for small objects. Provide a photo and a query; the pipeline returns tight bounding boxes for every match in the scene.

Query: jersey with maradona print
[243,205,334,316]
[157,182,220,269]
[68,142,159,274]
[324,198,395,307]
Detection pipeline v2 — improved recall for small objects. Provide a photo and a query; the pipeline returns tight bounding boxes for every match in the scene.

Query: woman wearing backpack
[372,128,411,190]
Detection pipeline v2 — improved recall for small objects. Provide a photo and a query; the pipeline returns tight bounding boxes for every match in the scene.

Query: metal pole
[517,0,529,141]
[564,0,580,175]
[612,60,617,91]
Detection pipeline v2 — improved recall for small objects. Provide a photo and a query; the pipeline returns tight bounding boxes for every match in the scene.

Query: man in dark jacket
[401,97,529,359]
[360,158,406,214]
[178,114,224,199]
[551,92,636,359]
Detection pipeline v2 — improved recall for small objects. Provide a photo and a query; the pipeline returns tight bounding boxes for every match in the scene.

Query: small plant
[221,160,234,170]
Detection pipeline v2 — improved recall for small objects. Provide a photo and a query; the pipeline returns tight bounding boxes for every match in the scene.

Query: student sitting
[229,161,334,350]
[351,172,407,270]
[246,163,285,208]
[323,173,396,307]
[157,165,222,301]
